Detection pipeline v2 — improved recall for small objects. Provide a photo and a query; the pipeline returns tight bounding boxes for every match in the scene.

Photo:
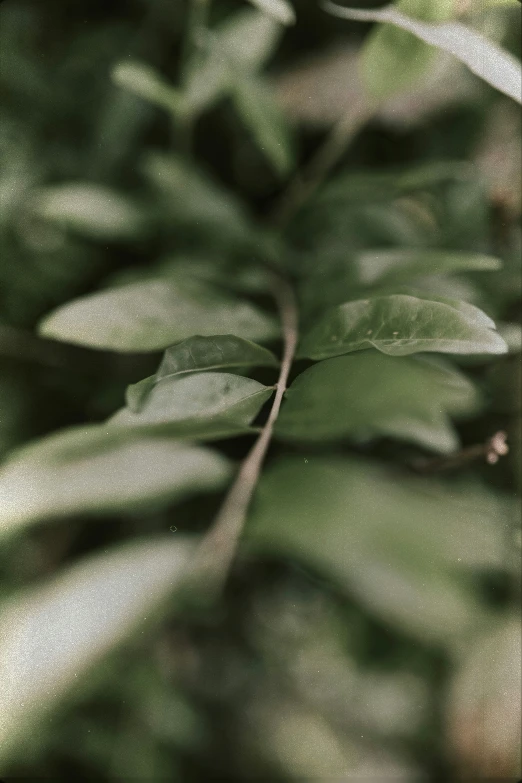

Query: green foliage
[0,0,520,779]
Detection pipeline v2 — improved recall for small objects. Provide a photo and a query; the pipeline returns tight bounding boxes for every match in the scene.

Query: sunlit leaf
[246,0,295,26]
[0,426,231,536]
[39,279,277,351]
[298,295,507,359]
[0,537,194,762]
[156,335,278,380]
[111,372,273,438]
[276,353,478,452]
[247,456,509,641]
[355,249,502,285]
[32,183,148,240]
[324,2,522,104]
[112,60,184,116]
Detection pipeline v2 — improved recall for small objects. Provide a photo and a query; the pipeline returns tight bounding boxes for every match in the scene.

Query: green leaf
[233,75,294,175]
[324,2,522,104]
[360,0,455,100]
[298,295,507,359]
[247,457,508,641]
[38,279,278,352]
[246,0,295,25]
[0,537,194,762]
[355,249,502,285]
[32,183,147,240]
[156,335,278,380]
[276,353,478,452]
[0,426,231,536]
[112,60,184,117]
[111,372,273,438]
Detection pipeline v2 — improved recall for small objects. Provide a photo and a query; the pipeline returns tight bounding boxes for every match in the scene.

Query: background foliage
[0,0,520,780]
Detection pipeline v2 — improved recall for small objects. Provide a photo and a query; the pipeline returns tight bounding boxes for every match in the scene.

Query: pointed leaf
[112,60,184,116]
[356,249,502,285]
[111,372,273,439]
[276,353,479,452]
[156,335,278,381]
[0,537,194,762]
[298,295,507,359]
[247,457,508,641]
[0,426,231,536]
[246,0,295,26]
[324,3,522,104]
[39,279,277,352]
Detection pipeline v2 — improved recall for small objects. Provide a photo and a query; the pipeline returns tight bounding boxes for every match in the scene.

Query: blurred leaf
[184,9,282,114]
[112,60,184,116]
[233,75,294,174]
[0,426,231,535]
[447,616,522,778]
[298,295,507,359]
[276,353,478,452]
[31,183,148,240]
[38,279,277,351]
[156,335,278,380]
[111,372,273,437]
[0,537,194,763]
[324,2,522,104]
[247,456,509,641]
[246,0,295,26]
[360,0,454,100]
[355,249,502,285]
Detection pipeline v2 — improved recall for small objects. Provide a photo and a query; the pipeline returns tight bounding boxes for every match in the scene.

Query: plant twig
[191,272,298,593]
[411,431,509,474]
[271,94,376,227]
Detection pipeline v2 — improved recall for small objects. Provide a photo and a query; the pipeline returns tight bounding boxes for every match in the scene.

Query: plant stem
[192,272,298,592]
[271,94,376,227]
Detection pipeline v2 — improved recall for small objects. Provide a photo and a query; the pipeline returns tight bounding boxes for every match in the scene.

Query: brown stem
[411,431,509,474]
[191,272,298,592]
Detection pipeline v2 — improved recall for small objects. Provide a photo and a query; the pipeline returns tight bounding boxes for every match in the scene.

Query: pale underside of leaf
[276,352,479,452]
[0,537,194,762]
[298,294,507,359]
[355,249,502,285]
[38,279,278,352]
[246,0,295,26]
[0,427,231,535]
[323,2,522,104]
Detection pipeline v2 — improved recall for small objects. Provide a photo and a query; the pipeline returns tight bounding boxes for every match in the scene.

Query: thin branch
[191,272,298,593]
[271,94,376,227]
[411,431,509,474]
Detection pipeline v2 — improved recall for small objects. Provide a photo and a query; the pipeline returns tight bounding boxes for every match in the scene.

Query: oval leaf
[111,372,273,438]
[298,295,507,359]
[0,426,231,536]
[323,2,522,104]
[156,334,278,380]
[247,0,295,26]
[38,279,277,352]
[356,249,502,285]
[0,537,194,762]
[112,60,184,116]
[276,353,479,453]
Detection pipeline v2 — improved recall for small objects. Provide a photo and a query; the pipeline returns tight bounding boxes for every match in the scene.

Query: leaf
[111,372,273,438]
[233,75,294,174]
[247,456,508,641]
[355,249,502,285]
[0,537,194,762]
[298,295,507,359]
[0,425,231,536]
[360,0,455,100]
[246,0,295,26]
[184,9,282,115]
[31,183,148,240]
[112,60,184,116]
[38,279,278,352]
[156,335,278,380]
[276,353,479,452]
[324,2,522,104]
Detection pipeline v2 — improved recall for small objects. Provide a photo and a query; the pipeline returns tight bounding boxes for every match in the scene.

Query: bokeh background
[0,0,521,780]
